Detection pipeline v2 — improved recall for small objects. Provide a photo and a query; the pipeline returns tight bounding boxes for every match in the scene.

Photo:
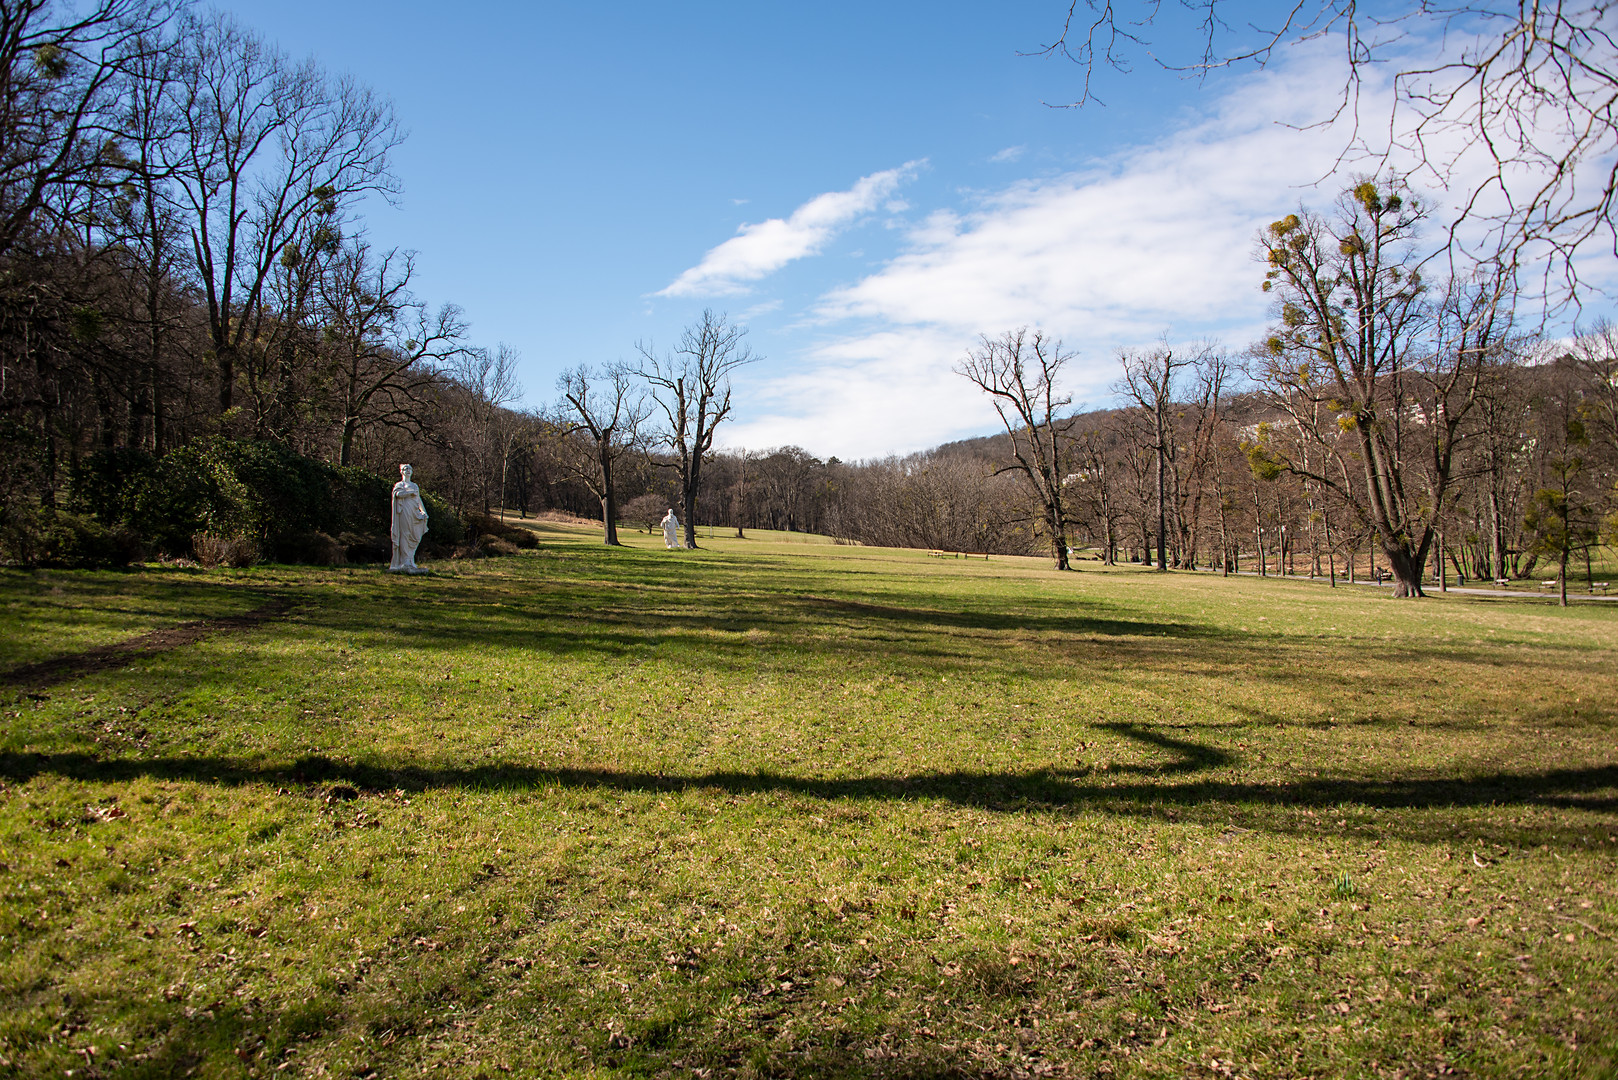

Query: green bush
[127,438,338,547]
[67,439,465,563]
[420,490,466,550]
[67,446,156,525]
[0,504,141,568]
[266,530,346,565]
[46,511,141,567]
[338,531,389,564]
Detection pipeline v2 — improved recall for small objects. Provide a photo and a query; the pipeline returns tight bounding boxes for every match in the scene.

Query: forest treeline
[1,4,1615,599]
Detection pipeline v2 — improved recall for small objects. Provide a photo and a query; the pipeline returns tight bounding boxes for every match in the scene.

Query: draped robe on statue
[390,465,430,571]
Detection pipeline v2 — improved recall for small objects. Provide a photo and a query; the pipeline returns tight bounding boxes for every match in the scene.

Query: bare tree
[0,0,180,258]
[104,17,192,454]
[319,242,465,467]
[1252,180,1508,596]
[1570,321,1618,459]
[635,309,756,549]
[1068,417,1124,563]
[956,327,1076,569]
[163,11,401,415]
[1183,348,1230,570]
[556,362,649,546]
[449,343,521,514]
[1523,362,1602,605]
[1116,342,1192,571]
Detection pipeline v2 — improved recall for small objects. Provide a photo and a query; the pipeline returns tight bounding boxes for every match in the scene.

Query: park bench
[1540,580,1559,591]
[1494,578,1511,588]
[1593,582,1610,595]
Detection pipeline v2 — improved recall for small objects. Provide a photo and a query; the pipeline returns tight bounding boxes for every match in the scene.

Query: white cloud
[989,145,1025,163]
[726,39,1618,460]
[817,61,1365,343]
[723,329,995,460]
[727,55,1362,458]
[657,162,924,298]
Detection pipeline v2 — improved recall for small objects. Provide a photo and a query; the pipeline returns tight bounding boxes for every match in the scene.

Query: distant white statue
[390,464,430,572]
[660,508,683,549]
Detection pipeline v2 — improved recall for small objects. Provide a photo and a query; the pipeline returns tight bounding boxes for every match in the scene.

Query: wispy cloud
[989,145,1025,163]
[738,298,783,321]
[728,50,1381,458]
[657,162,924,298]
[725,38,1618,460]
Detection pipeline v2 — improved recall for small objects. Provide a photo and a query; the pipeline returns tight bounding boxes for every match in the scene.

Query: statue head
[399,464,413,481]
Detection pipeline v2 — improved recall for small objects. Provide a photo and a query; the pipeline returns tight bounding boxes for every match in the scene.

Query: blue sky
[213,2,1610,459]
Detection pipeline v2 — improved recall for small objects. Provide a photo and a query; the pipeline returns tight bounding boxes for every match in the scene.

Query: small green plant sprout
[1333,870,1359,899]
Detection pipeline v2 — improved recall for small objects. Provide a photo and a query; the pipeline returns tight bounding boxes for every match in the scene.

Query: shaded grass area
[0,568,272,670]
[1,526,1615,1078]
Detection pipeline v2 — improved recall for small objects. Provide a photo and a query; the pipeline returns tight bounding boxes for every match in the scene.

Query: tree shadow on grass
[1094,721,1233,773]
[5,749,1613,848]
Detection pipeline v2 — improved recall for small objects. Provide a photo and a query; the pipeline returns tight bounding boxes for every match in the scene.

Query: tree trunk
[683,489,699,550]
[1155,437,1168,572]
[1489,487,1505,580]
[218,346,235,414]
[1323,512,1336,587]
[151,364,166,454]
[339,416,357,467]
[1384,544,1427,598]
[1251,486,1264,576]
[600,451,620,546]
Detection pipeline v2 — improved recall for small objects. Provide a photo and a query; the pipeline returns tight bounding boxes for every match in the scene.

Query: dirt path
[2,595,294,691]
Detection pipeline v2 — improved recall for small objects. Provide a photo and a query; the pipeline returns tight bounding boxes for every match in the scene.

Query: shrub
[477,534,520,557]
[0,503,142,568]
[192,533,259,568]
[418,490,466,552]
[68,440,466,564]
[339,531,389,564]
[267,530,347,565]
[464,512,537,548]
[41,511,141,567]
[67,446,156,524]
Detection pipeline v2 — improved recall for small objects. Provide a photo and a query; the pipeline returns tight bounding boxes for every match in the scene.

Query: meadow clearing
[1,522,1615,1079]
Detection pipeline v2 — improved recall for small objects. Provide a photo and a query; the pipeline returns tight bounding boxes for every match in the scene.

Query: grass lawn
[1,524,1615,1078]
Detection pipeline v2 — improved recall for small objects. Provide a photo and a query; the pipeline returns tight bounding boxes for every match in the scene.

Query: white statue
[660,508,683,549]
[389,464,430,572]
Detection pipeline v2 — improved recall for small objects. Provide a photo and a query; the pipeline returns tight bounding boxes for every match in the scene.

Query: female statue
[660,508,682,549]
[390,464,430,572]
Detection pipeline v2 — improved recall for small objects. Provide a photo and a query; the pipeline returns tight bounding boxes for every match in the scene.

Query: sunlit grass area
[2,525,1615,1078]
